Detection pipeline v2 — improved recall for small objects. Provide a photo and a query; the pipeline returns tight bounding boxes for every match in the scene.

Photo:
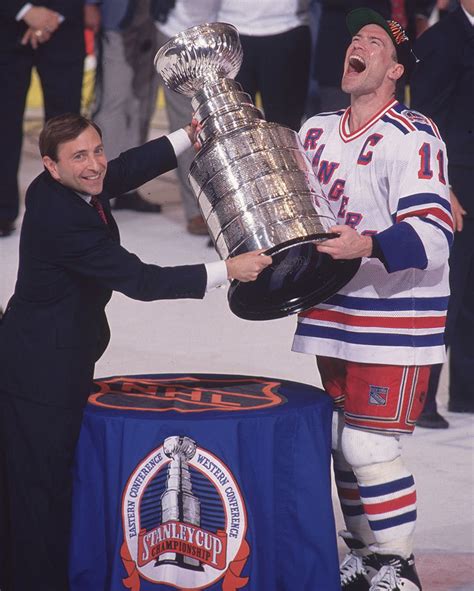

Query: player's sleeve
[373,129,453,273]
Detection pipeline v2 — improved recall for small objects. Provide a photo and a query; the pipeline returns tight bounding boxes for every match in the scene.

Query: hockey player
[292,8,452,591]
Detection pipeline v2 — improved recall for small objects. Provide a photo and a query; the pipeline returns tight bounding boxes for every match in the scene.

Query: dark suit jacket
[0,136,207,408]
[411,6,474,170]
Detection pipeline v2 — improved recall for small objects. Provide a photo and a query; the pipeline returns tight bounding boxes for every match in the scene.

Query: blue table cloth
[70,373,340,591]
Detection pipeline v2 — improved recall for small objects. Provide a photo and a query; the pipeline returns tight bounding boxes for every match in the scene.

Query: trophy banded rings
[155,22,360,320]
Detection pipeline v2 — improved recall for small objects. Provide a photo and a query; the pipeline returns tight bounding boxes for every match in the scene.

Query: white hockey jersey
[292,99,453,366]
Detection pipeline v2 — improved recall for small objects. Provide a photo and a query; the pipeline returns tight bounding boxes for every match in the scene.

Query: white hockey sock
[354,457,416,559]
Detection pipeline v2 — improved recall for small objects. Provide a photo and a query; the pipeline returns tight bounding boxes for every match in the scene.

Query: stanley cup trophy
[157,436,203,571]
[155,23,360,320]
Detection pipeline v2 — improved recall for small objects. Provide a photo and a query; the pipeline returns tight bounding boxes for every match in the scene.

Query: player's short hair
[39,113,103,161]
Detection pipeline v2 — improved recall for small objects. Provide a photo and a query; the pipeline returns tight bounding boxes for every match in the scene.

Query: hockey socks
[353,457,416,558]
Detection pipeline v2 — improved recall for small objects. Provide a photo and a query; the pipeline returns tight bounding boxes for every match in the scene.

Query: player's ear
[388,62,404,82]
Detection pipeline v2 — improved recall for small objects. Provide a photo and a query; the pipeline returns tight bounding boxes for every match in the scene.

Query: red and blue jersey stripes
[297,322,445,348]
[293,100,451,366]
[295,292,448,365]
[382,102,441,139]
[396,193,453,247]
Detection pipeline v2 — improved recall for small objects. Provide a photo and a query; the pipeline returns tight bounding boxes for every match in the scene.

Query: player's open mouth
[348,55,366,73]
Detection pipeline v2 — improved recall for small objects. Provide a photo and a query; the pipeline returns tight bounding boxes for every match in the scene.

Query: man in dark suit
[411,0,474,425]
[0,113,271,591]
[0,0,85,237]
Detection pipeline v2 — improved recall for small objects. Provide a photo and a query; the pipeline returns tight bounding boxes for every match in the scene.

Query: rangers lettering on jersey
[293,100,453,366]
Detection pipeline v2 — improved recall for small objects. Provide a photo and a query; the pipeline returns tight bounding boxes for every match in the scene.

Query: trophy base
[227,235,361,321]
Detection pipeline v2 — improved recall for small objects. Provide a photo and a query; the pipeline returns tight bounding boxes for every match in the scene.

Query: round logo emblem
[121,435,249,590]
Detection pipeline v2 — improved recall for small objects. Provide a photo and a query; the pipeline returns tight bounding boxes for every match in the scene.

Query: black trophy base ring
[227,236,361,321]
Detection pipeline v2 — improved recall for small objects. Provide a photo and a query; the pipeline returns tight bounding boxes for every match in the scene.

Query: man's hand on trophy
[316,225,373,259]
[225,250,272,282]
[184,119,202,151]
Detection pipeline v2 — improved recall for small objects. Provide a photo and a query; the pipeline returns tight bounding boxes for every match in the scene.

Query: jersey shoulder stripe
[386,108,416,133]
[426,117,442,139]
[391,103,441,138]
[381,112,411,135]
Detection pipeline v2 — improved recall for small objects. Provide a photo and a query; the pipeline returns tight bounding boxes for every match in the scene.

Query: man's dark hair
[39,113,103,161]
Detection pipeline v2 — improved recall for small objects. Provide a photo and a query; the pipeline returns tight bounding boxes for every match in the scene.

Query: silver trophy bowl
[155,23,360,320]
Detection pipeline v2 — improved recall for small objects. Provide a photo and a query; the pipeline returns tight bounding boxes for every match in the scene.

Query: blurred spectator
[86,0,162,212]
[410,0,474,424]
[155,0,220,235]
[0,1,85,237]
[308,1,435,116]
[217,0,312,131]
[304,0,323,118]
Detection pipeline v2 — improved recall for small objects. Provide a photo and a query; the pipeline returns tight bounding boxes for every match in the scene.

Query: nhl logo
[121,436,250,590]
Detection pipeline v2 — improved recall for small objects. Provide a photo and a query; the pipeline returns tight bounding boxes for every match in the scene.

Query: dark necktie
[90,195,109,225]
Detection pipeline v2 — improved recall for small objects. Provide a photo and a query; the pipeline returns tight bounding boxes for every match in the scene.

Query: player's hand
[22,6,60,33]
[449,188,466,233]
[316,225,372,259]
[184,119,202,152]
[225,250,272,282]
[84,4,101,34]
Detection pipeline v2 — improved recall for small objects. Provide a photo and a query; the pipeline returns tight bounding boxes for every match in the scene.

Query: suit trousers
[235,25,311,132]
[0,393,85,591]
[0,42,83,224]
